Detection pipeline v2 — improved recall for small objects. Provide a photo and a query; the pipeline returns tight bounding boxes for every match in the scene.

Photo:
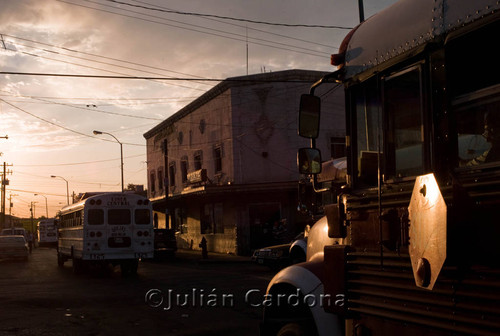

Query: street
[0,247,275,336]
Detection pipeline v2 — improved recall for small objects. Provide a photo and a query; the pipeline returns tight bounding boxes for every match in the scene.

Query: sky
[0,0,398,218]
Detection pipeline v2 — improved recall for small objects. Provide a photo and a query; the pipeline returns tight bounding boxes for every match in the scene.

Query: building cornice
[143,69,328,140]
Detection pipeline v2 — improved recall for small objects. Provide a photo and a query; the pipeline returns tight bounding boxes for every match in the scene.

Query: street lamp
[93,130,124,192]
[34,194,49,218]
[51,175,69,205]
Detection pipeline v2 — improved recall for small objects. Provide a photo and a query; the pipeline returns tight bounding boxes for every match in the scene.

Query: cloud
[0,0,399,217]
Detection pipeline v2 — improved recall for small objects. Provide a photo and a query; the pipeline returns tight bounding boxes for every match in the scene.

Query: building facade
[144,70,344,255]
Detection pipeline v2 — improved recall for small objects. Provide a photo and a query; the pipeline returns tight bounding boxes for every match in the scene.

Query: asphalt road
[0,247,275,336]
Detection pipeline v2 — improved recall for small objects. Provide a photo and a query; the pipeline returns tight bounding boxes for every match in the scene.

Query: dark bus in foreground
[262,1,500,335]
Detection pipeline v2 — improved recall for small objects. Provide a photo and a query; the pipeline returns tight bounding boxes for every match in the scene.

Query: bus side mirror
[298,148,322,174]
[298,94,321,139]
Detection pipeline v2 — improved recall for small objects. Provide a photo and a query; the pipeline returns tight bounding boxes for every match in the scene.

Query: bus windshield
[108,209,131,225]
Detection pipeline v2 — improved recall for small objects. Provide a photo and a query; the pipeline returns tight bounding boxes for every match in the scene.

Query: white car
[0,235,29,261]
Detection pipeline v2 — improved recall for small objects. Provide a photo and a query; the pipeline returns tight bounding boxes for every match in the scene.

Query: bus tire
[121,260,138,276]
[130,259,138,274]
[277,323,306,336]
[57,252,64,267]
[72,257,83,274]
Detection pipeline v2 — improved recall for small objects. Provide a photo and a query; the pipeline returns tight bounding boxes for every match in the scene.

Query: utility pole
[30,201,37,236]
[8,194,18,226]
[1,162,13,229]
[0,136,8,229]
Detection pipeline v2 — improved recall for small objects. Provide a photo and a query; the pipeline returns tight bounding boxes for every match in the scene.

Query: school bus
[261,1,500,335]
[57,192,154,274]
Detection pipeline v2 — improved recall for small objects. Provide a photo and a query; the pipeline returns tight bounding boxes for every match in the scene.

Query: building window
[157,168,164,191]
[194,150,203,170]
[214,146,222,173]
[181,156,188,183]
[169,162,176,187]
[150,171,156,193]
[201,203,224,234]
[174,208,187,233]
[331,137,346,159]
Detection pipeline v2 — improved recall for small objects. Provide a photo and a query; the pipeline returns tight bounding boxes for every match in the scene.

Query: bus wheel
[57,252,64,267]
[72,258,84,274]
[130,260,138,274]
[277,323,306,336]
[121,260,138,276]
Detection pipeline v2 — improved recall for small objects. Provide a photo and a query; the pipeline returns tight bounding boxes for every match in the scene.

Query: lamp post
[34,194,49,218]
[93,130,124,192]
[51,175,69,205]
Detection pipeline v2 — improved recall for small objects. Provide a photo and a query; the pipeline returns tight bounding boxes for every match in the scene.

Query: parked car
[153,228,177,258]
[252,232,307,269]
[0,235,29,261]
[1,227,27,239]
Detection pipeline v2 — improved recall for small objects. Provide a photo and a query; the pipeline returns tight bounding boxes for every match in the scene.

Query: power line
[56,0,333,58]
[0,99,145,146]
[103,0,354,29]
[14,153,145,167]
[1,40,209,92]
[0,34,214,82]
[131,0,339,50]
[0,94,198,101]
[4,95,164,121]
[0,71,319,83]
[8,188,67,197]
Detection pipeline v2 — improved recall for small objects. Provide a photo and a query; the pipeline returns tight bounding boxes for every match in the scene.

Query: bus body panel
[342,0,500,81]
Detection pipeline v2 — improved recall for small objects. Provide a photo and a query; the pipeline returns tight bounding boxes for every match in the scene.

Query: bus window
[88,209,104,225]
[109,209,131,225]
[352,77,381,186]
[135,209,151,225]
[384,65,424,179]
[456,98,500,166]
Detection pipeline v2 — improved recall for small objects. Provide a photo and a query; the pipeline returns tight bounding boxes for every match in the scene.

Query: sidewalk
[174,248,253,264]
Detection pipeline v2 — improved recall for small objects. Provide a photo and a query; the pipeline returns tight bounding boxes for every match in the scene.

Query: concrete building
[143,70,344,255]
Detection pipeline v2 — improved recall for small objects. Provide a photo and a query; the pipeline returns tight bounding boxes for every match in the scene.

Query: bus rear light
[90,199,95,205]
[96,199,102,205]
[144,231,149,237]
[96,231,102,237]
[90,231,95,238]
[144,200,149,205]
[137,200,143,205]
[137,231,143,237]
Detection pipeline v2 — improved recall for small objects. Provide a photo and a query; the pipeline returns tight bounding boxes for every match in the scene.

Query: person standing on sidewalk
[27,231,33,253]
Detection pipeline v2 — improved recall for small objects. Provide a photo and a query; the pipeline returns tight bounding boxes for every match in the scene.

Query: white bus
[37,218,58,246]
[56,192,154,275]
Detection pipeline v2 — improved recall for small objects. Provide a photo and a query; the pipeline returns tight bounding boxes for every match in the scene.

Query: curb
[176,249,253,264]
